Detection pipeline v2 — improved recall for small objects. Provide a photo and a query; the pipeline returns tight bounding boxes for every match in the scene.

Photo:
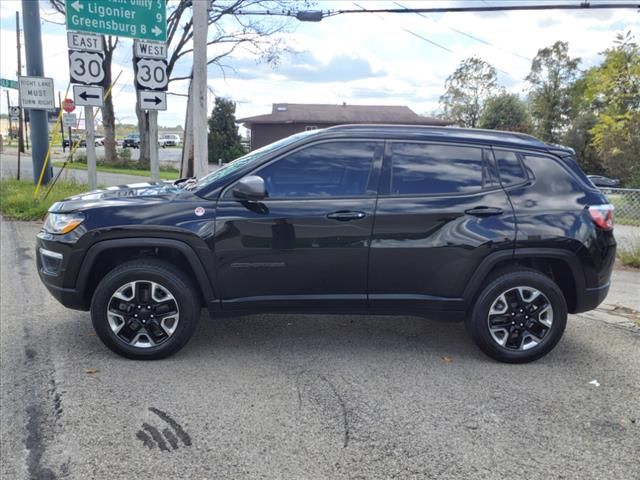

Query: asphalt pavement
[1,218,639,480]
[0,148,219,186]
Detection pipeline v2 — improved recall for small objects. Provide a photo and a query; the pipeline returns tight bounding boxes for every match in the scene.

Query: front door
[214,139,383,312]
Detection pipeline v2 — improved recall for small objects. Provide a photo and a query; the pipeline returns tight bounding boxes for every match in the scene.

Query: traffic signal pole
[21,0,51,185]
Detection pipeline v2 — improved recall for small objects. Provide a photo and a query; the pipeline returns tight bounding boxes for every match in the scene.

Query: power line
[237,3,640,20]
[392,1,533,62]
[352,2,517,79]
[352,2,453,53]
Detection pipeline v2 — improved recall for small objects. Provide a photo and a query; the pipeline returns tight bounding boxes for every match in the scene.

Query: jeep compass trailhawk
[36,125,616,362]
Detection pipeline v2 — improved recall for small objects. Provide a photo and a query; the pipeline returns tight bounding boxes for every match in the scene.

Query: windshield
[196,129,321,189]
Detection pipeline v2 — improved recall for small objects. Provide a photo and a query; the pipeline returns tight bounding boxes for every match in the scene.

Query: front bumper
[36,235,88,311]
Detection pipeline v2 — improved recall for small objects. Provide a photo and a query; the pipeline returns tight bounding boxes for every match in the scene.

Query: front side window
[390,143,486,195]
[256,141,379,198]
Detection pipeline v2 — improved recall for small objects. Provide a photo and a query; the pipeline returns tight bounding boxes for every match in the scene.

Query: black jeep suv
[36,125,616,363]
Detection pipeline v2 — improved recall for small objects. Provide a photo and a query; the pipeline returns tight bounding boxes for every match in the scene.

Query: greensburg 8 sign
[65,0,167,42]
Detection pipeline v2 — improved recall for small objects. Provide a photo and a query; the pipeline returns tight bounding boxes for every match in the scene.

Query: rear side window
[256,141,379,198]
[494,150,528,186]
[389,143,486,195]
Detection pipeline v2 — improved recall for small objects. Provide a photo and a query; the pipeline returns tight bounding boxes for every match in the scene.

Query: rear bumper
[574,282,610,314]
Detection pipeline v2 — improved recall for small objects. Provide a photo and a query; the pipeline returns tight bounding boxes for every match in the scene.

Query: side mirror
[232,175,266,201]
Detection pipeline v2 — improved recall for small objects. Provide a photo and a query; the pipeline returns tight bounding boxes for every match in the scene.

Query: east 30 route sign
[65,0,167,42]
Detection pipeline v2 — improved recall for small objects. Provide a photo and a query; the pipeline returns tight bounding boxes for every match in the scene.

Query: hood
[49,181,188,213]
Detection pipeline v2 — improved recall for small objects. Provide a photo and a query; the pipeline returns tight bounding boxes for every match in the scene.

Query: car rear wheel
[90,260,200,360]
[467,268,567,363]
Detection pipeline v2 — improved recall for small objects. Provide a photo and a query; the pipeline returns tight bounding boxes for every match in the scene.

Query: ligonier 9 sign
[65,0,167,42]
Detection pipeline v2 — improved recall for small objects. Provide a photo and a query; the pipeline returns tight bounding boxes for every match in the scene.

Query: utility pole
[21,0,51,185]
[180,77,194,178]
[192,0,208,178]
[16,11,25,154]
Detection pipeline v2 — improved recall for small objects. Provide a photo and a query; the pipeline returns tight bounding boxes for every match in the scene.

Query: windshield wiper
[174,177,198,190]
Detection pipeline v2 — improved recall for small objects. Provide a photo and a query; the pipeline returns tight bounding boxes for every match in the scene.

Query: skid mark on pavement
[296,371,351,448]
[136,407,192,451]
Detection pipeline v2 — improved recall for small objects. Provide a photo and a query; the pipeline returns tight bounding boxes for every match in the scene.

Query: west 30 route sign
[135,58,168,91]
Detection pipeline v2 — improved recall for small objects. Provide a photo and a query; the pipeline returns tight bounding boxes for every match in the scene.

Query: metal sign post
[85,105,97,189]
[148,110,159,182]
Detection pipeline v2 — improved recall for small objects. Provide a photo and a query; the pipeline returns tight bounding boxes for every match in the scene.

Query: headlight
[43,212,85,234]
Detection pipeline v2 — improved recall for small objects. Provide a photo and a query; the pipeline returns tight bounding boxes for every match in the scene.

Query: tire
[90,259,200,360]
[467,268,567,363]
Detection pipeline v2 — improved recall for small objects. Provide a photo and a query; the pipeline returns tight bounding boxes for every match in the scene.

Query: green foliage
[0,178,89,220]
[618,243,640,269]
[561,111,603,175]
[590,112,640,187]
[207,97,246,163]
[478,93,532,133]
[526,41,580,143]
[583,32,640,186]
[440,57,498,128]
[584,31,640,115]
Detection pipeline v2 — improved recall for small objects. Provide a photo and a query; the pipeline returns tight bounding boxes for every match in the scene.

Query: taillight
[588,204,614,231]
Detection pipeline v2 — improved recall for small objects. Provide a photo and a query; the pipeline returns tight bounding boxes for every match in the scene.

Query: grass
[0,178,90,221]
[618,243,640,269]
[52,161,180,180]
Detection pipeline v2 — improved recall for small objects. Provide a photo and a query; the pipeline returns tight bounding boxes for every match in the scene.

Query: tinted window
[522,154,581,194]
[390,143,485,195]
[257,141,378,198]
[495,150,528,186]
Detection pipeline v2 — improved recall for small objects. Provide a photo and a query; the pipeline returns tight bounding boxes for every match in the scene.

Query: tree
[208,98,245,163]
[133,0,300,174]
[49,1,119,164]
[478,93,532,133]
[526,41,580,143]
[440,57,498,128]
[562,111,602,175]
[584,32,640,186]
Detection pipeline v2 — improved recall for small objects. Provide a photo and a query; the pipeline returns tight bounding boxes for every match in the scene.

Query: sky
[0,0,638,132]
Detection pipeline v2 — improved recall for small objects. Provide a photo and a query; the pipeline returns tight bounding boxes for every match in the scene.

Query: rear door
[368,141,516,313]
[215,139,383,312]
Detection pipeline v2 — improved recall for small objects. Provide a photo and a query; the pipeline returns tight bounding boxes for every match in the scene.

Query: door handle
[464,206,504,217]
[326,210,366,221]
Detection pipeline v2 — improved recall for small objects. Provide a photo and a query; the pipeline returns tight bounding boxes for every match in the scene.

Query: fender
[75,237,217,312]
[462,247,585,307]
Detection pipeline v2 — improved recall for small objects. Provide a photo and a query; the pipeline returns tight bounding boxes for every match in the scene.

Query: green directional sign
[0,78,18,89]
[65,0,167,42]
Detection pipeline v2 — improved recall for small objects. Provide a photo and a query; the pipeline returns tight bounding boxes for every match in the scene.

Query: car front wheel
[90,260,200,360]
[467,268,567,363]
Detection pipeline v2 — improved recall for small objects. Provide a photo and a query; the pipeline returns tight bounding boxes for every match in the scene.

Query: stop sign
[62,98,75,113]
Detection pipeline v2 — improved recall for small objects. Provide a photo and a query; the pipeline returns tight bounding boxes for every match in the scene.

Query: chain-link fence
[601,188,640,227]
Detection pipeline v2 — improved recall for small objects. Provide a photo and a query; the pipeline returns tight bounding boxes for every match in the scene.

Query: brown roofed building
[238,103,448,150]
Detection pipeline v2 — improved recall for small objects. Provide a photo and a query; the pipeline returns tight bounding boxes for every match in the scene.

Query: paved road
[0,149,219,187]
[1,218,639,480]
